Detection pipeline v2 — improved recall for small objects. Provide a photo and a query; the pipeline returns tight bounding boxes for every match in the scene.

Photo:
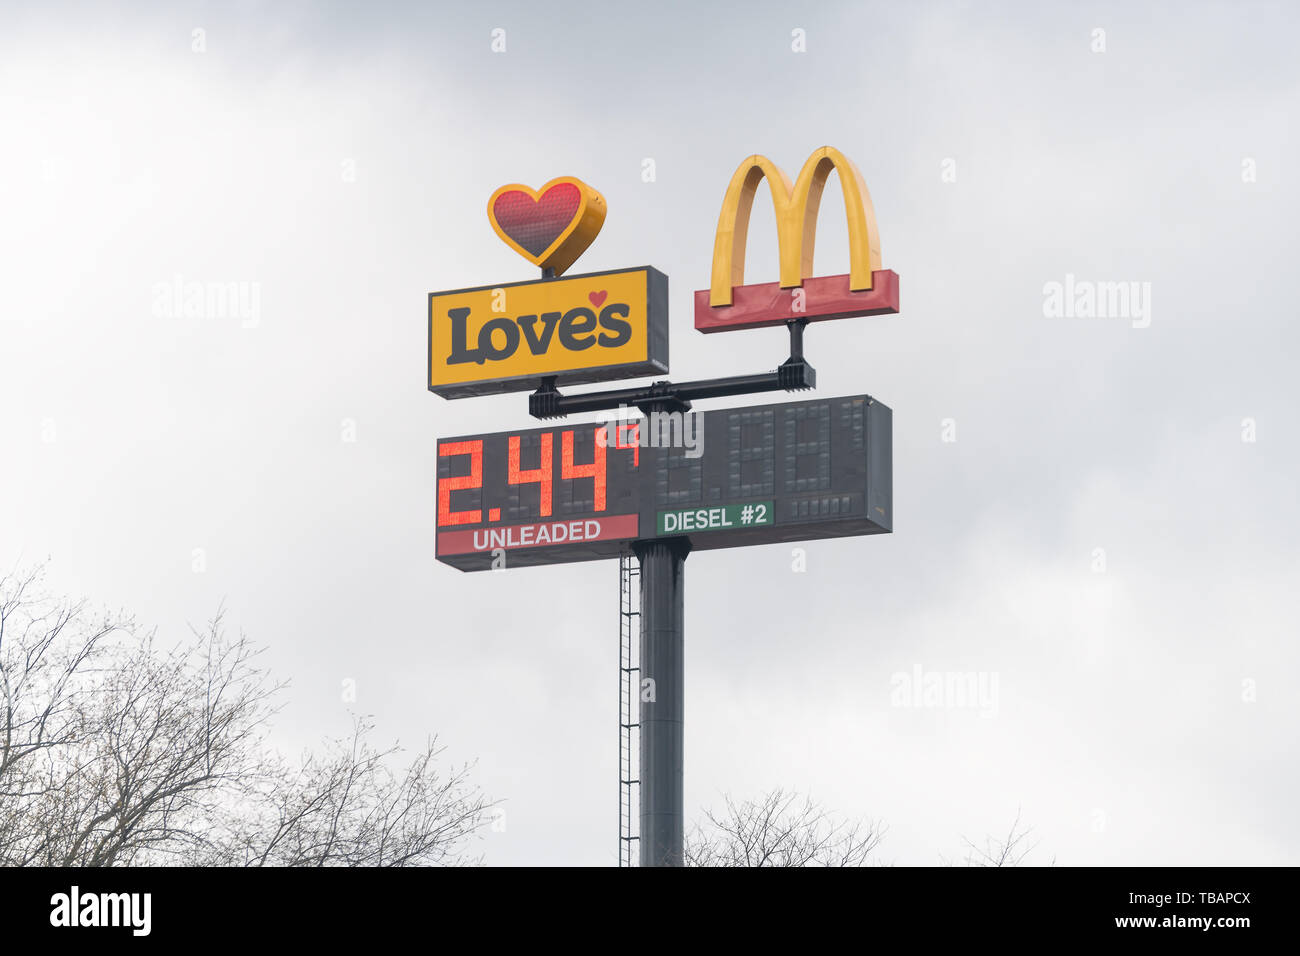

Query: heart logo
[488,176,606,277]
[588,290,608,308]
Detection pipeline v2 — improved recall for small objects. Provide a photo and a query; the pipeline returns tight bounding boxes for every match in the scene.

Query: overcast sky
[2,0,1296,865]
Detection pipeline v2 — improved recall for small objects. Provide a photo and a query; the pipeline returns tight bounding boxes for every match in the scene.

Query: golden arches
[709,146,882,307]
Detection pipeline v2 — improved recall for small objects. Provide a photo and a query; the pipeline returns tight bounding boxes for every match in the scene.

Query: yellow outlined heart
[487,176,606,277]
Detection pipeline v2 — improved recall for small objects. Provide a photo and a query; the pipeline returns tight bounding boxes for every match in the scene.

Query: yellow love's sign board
[428,266,668,398]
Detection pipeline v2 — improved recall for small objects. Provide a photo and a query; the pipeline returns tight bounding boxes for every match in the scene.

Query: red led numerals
[508,433,553,517]
[614,423,639,467]
[562,429,606,511]
[437,440,483,526]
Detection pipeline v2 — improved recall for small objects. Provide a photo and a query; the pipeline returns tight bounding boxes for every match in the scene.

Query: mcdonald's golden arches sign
[695,146,900,333]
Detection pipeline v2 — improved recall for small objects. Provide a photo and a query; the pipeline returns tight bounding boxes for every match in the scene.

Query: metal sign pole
[633,536,690,866]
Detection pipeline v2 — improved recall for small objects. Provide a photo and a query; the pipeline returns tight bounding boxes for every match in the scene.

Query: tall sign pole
[634,536,689,866]
[428,146,900,867]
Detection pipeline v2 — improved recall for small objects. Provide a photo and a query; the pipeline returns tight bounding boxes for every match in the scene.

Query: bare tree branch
[685,788,886,867]
[0,566,492,867]
[946,807,1046,867]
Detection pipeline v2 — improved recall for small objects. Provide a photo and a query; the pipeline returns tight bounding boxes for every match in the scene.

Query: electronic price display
[436,394,891,570]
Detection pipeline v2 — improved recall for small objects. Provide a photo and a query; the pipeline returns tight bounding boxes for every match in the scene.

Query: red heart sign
[487,176,606,277]
[493,184,581,257]
[588,290,608,308]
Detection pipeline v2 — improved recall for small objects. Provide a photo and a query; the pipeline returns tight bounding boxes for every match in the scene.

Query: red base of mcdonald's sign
[694,270,900,333]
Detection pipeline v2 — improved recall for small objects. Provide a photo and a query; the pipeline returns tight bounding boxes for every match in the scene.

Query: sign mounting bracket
[527,319,816,420]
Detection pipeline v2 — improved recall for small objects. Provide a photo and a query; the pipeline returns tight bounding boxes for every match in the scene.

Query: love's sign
[428,266,669,398]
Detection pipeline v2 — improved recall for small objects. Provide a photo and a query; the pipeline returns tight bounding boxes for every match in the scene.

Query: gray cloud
[1,0,1296,865]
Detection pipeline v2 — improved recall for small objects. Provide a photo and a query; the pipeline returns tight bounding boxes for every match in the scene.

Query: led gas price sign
[436,393,891,570]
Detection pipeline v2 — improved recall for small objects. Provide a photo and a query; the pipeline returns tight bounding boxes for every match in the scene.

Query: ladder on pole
[618,552,640,866]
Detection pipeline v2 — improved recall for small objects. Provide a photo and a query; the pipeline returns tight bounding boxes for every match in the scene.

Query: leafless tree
[948,807,1049,867]
[0,566,492,866]
[685,788,886,867]
[201,719,490,867]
